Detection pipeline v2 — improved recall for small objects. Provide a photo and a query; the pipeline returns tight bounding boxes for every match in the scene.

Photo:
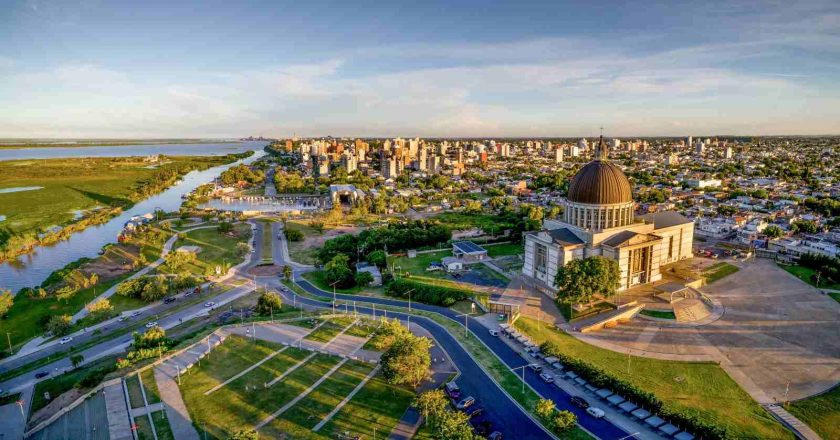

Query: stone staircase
[764,404,822,440]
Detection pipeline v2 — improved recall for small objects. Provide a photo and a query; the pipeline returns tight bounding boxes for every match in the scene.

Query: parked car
[145,321,158,328]
[539,373,554,383]
[488,329,499,337]
[59,337,73,345]
[527,363,542,373]
[570,396,589,409]
[465,406,484,418]
[34,371,49,379]
[164,297,176,304]
[586,407,606,419]
[204,301,216,307]
[445,381,461,399]
[456,396,475,410]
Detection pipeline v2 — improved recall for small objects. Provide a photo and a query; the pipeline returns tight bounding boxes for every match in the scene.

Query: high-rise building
[724,146,734,159]
[554,147,564,163]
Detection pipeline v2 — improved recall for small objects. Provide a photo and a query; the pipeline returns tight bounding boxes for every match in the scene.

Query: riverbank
[0,153,250,265]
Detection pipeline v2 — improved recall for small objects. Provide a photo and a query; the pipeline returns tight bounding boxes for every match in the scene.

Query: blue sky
[0,0,838,137]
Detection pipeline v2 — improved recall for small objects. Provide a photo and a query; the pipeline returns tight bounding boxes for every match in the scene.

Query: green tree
[134,326,167,349]
[162,251,196,274]
[324,253,355,288]
[256,291,283,315]
[0,289,13,317]
[55,285,77,304]
[791,220,819,234]
[217,221,234,234]
[283,264,293,281]
[284,228,304,241]
[46,314,72,336]
[355,271,374,287]
[366,249,387,267]
[70,354,84,369]
[552,410,578,433]
[763,225,784,238]
[414,389,449,429]
[86,298,113,318]
[534,398,556,420]
[381,334,432,387]
[554,257,620,307]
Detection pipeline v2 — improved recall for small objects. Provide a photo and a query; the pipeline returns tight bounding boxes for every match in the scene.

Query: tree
[162,251,196,274]
[464,200,482,213]
[55,285,77,304]
[86,298,113,317]
[355,271,374,287]
[324,253,355,288]
[256,291,282,315]
[763,225,784,239]
[552,410,578,432]
[235,242,250,257]
[717,205,737,216]
[554,257,620,307]
[218,221,234,234]
[381,333,432,387]
[70,354,84,369]
[46,314,72,336]
[791,220,819,234]
[534,398,556,420]
[284,228,304,241]
[228,429,259,440]
[0,289,13,317]
[141,275,169,302]
[414,389,449,427]
[134,326,167,349]
[366,250,387,267]
[283,265,293,281]
[89,273,99,287]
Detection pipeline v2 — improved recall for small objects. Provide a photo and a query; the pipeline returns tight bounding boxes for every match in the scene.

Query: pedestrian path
[312,366,381,432]
[154,367,200,440]
[765,404,823,440]
[103,379,133,440]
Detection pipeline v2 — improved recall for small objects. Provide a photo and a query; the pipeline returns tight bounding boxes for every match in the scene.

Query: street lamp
[330,280,340,314]
[455,312,475,337]
[404,288,415,313]
[511,365,527,394]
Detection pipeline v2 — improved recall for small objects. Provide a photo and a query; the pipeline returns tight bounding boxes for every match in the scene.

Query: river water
[0,142,256,161]
[0,143,267,293]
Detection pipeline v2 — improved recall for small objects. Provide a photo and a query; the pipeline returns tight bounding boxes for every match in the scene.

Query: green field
[301,270,383,296]
[787,386,840,440]
[259,220,274,263]
[780,264,840,291]
[171,223,252,276]
[0,156,233,249]
[140,368,161,404]
[431,212,517,234]
[305,318,353,343]
[639,309,676,319]
[484,242,523,257]
[514,317,791,440]
[703,262,740,283]
[126,374,145,408]
[179,335,414,439]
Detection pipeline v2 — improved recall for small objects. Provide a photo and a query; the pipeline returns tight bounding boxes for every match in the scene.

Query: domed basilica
[523,137,694,291]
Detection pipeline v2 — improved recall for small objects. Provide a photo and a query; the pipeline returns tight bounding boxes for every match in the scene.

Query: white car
[539,373,554,383]
[586,407,606,419]
[145,321,158,328]
[117,315,126,322]
[59,337,73,345]
[204,301,216,308]
[131,311,142,317]
[488,329,499,337]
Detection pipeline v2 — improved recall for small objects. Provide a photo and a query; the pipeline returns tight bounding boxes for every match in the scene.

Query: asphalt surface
[290,274,632,440]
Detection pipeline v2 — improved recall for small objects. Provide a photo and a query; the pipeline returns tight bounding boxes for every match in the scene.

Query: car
[34,371,49,379]
[164,297,176,304]
[465,406,484,418]
[527,363,542,373]
[539,372,554,383]
[117,315,126,322]
[184,290,194,297]
[145,321,158,328]
[444,381,461,399]
[487,432,503,440]
[59,337,73,345]
[204,302,216,307]
[586,407,606,419]
[488,329,499,337]
[131,311,142,317]
[570,396,589,409]
[455,396,475,410]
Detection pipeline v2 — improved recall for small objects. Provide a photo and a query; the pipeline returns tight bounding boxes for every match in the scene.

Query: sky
[0,0,839,138]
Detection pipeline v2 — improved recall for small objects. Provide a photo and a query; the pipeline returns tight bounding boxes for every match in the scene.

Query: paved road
[289,275,634,439]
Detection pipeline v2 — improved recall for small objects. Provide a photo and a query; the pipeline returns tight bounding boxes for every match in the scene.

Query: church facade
[522,138,694,291]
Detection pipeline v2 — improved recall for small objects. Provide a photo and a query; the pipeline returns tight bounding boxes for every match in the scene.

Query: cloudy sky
[0,0,839,138]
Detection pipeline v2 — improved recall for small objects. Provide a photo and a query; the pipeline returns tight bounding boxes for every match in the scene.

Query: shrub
[284,229,304,242]
[256,291,283,315]
[385,278,470,306]
[355,271,374,287]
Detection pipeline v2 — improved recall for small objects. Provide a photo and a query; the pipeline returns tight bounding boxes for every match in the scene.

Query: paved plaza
[576,259,840,402]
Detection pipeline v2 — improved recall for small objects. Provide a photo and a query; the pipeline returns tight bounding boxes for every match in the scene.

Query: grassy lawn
[260,220,273,263]
[134,415,155,440]
[703,262,740,284]
[301,270,383,296]
[787,386,839,440]
[31,354,120,414]
[484,242,523,257]
[150,410,175,440]
[514,317,791,440]
[830,292,840,304]
[318,373,415,440]
[125,374,146,408]
[388,250,507,291]
[0,391,21,405]
[284,220,323,266]
[431,212,517,234]
[140,368,161,404]
[172,223,252,276]
[640,309,676,319]
[449,299,484,316]
[305,318,352,343]
[780,264,840,291]
[558,301,616,322]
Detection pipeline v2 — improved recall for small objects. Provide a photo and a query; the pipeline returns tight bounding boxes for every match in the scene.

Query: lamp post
[330,280,340,314]
[456,312,475,337]
[511,365,527,394]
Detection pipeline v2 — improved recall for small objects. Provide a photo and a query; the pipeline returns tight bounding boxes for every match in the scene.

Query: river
[0,143,268,293]
[0,142,256,161]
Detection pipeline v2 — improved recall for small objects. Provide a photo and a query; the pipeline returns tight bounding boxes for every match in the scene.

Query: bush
[256,291,283,315]
[46,314,72,336]
[284,229,304,242]
[366,250,387,267]
[355,271,374,287]
[324,253,355,288]
[385,278,470,306]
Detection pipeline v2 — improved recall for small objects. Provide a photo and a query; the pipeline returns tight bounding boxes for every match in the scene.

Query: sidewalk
[104,379,133,440]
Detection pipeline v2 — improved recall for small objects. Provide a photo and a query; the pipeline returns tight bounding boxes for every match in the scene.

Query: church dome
[567,141,632,205]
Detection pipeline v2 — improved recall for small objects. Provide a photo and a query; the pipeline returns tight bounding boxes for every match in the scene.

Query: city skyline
[1,0,839,138]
